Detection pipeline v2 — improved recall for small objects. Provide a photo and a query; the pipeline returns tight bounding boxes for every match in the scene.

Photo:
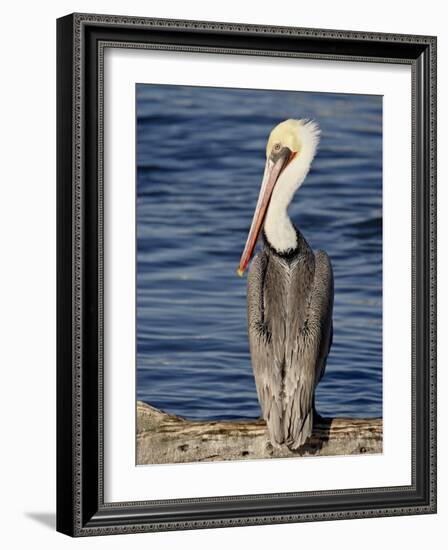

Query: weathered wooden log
[137,401,382,464]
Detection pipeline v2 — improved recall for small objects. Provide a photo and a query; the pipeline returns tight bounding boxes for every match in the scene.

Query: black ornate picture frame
[56,13,437,536]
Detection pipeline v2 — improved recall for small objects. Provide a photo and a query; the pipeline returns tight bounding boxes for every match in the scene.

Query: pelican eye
[273,142,282,153]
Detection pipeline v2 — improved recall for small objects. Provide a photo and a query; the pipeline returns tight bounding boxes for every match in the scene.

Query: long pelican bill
[238,153,291,276]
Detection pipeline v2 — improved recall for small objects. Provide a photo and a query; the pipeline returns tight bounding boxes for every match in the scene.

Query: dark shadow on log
[297,413,331,455]
[137,401,382,465]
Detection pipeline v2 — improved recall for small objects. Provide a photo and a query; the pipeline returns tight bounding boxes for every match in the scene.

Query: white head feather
[264,119,320,252]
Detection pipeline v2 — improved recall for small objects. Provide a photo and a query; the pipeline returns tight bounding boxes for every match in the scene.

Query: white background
[0,1,445,549]
[105,50,412,501]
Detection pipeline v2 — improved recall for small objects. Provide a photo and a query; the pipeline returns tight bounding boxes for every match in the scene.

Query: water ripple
[136,84,382,420]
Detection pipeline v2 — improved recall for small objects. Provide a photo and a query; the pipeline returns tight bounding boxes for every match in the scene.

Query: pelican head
[238,119,320,276]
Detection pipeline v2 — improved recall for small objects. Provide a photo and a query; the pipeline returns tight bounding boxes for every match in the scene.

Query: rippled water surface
[136,84,382,420]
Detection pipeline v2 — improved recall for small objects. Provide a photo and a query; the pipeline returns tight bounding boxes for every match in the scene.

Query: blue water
[136,84,382,420]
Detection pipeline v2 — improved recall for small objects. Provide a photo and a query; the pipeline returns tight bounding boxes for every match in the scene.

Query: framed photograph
[56,13,437,536]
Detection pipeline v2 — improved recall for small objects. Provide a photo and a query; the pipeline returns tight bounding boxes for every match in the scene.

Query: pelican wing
[247,252,286,446]
[283,250,334,449]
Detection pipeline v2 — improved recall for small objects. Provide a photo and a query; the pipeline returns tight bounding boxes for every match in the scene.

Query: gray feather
[247,237,334,450]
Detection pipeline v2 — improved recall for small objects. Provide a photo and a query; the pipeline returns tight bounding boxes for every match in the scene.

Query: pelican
[238,119,334,450]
